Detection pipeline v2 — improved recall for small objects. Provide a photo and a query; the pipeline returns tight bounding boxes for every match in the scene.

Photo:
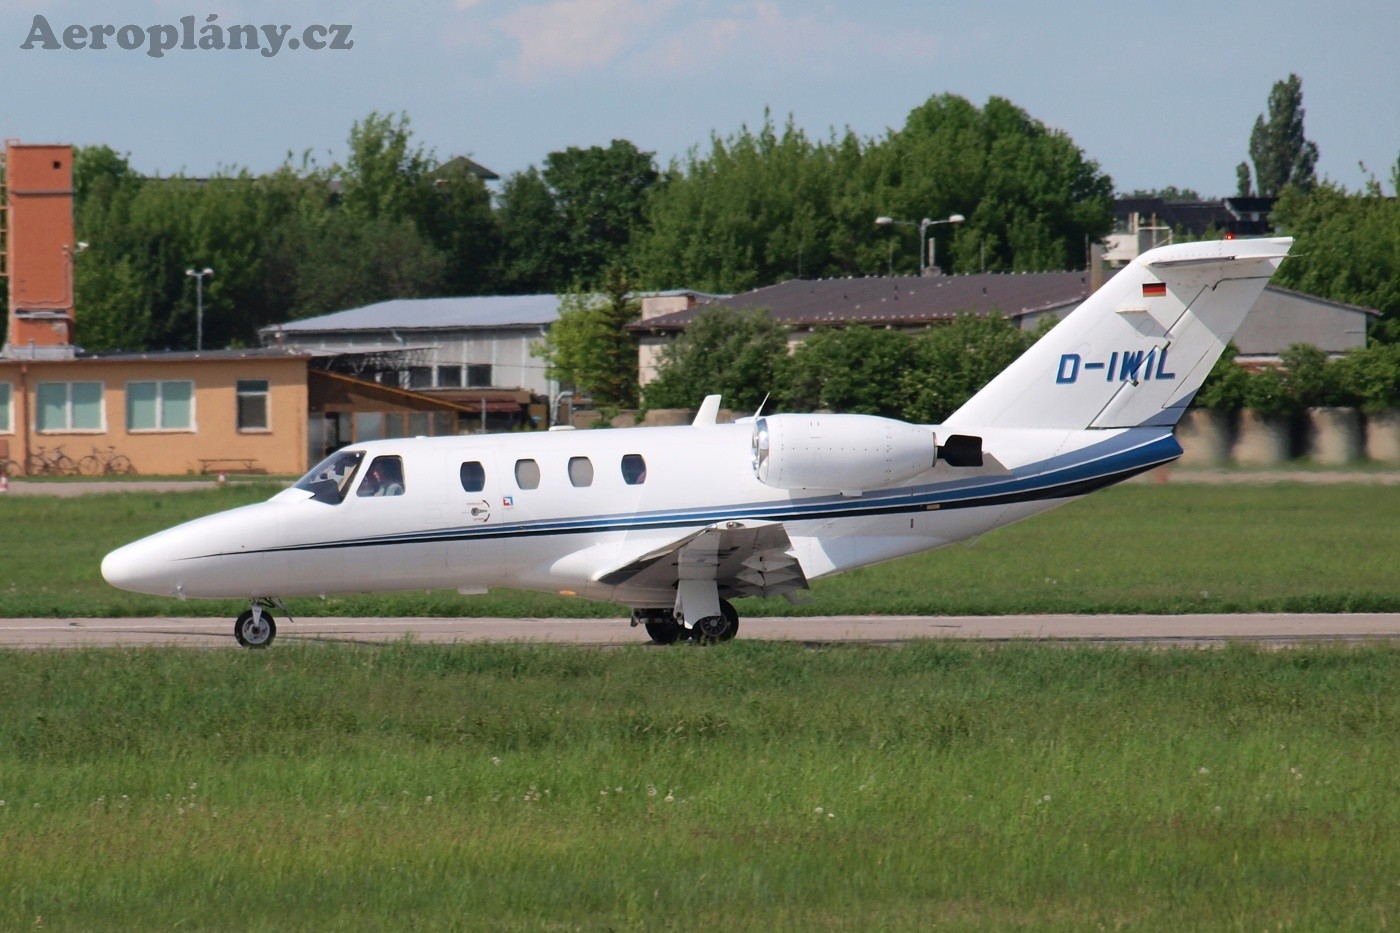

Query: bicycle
[25,445,80,476]
[78,445,135,476]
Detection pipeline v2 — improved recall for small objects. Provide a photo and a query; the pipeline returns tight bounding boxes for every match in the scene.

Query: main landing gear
[234,599,291,649]
[631,599,740,646]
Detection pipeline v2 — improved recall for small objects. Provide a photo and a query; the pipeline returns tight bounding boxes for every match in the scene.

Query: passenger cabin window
[514,458,540,490]
[621,454,647,485]
[460,461,486,493]
[295,450,365,504]
[356,455,406,497]
[568,456,594,487]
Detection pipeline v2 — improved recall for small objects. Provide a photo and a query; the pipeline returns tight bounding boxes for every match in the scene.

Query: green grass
[3,481,1400,618]
[0,641,1396,929]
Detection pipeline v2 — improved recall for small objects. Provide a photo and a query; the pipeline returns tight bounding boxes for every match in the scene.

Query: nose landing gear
[234,599,291,648]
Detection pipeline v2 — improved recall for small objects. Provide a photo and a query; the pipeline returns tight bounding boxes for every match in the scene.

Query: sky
[2,0,1397,199]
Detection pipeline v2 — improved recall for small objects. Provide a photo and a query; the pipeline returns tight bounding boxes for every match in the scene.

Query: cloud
[490,0,678,81]
[637,2,943,79]
[469,0,944,96]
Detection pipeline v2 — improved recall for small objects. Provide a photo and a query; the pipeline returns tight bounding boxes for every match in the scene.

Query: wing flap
[596,520,810,600]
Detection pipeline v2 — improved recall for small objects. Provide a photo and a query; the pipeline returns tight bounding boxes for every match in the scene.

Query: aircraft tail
[944,237,1293,431]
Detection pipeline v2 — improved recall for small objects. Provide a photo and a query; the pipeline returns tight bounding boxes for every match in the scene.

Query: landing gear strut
[234,599,290,649]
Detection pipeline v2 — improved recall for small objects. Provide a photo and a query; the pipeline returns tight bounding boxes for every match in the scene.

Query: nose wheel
[234,601,284,648]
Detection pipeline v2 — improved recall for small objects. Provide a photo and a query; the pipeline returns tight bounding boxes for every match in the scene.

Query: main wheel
[691,599,740,644]
[645,619,684,645]
[234,608,277,648]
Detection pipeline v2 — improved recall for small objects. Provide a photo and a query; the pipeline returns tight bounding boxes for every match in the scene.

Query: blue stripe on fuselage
[204,431,1179,560]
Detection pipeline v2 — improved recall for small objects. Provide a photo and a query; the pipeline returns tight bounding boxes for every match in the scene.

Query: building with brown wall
[0,350,310,475]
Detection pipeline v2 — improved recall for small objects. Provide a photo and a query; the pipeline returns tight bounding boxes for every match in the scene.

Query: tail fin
[945,237,1293,430]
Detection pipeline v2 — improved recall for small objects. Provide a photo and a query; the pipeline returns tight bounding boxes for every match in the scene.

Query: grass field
[0,641,1396,929]
[2,481,1399,618]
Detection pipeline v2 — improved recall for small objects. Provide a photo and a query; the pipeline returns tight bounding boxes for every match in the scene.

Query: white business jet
[103,237,1292,647]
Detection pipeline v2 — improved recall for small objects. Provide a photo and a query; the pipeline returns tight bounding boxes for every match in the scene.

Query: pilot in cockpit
[357,457,405,497]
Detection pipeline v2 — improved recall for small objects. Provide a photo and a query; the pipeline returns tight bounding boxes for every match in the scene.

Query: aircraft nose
[101,540,160,594]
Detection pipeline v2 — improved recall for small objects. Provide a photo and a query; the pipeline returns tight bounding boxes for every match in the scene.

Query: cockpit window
[356,456,406,497]
[295,450,365,504]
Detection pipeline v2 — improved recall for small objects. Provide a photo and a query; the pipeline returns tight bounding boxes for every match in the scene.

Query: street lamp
[875,213,966,275]
[185,267,214,351]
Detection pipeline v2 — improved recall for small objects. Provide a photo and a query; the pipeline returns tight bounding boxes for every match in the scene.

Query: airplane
[102,236,1293,647]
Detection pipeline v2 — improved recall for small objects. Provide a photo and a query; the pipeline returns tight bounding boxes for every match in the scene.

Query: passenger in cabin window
[358,457,405,497]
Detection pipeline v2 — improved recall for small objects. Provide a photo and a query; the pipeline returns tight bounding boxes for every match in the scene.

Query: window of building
[621,454,647,485]
[466,364,493,388]
[568,456,594,487]
[236,380,269,431]
[408,367,433,389]
[36,381,104,432]
[514,458,540,490]
[437,365,462,388]
[0,383,11,433]
[460,461,486,492]
[126,380,194,431]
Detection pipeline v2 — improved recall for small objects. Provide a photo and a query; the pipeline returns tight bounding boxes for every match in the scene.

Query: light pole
[875,213,966,275]
[922,213,965,274]
[185,267,214,351]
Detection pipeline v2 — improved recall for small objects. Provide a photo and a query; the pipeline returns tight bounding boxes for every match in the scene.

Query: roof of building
[262,289,723,340]
[627,273,1382,336]
[263,294,563,336]
[629,272,1094,332]
[7,347,314,364]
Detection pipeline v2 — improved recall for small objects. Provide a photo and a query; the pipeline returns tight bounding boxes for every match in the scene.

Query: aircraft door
[444,450,516,583]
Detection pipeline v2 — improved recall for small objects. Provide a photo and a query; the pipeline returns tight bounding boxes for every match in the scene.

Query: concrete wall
[1175,407,1400,466]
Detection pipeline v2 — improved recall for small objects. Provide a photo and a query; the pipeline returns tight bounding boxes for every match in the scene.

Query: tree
[896,314,1037,422]
[1121,187,1202,201]
[643,307,789,412]
[633,114,877,292]
[1194,343,1250,412]
[781,326,915,417]
[876,95,1113,275]
[496,141,658,293]
[533,266,641,408]
[1242,74,1319,196]
[1271,181,1400,340]
[635,95,1112,292]
[495,167,569,293]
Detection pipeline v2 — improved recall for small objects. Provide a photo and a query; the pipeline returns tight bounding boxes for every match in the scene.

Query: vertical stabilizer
[945,237,1292,430]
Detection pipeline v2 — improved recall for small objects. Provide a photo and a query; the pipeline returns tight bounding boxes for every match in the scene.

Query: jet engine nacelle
[752,414,936,493]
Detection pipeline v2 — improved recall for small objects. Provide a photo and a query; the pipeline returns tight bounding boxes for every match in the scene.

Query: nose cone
[102,538,181,596]
[101,501,285,599]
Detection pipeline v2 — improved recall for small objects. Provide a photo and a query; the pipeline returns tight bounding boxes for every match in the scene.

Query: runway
[2,613,1399,649]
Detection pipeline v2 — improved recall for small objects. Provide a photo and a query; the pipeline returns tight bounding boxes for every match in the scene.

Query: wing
[596,520,809,601]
